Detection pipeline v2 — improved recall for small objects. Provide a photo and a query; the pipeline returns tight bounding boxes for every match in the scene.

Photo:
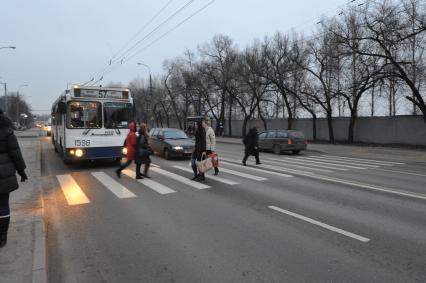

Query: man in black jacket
[0,109,28,248]
[242,127,261,166]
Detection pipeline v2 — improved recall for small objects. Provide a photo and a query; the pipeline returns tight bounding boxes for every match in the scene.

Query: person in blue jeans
[0,109,28,248]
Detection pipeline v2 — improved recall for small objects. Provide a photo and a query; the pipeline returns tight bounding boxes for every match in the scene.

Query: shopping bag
[197,157,213,173]
[208,153,219,168]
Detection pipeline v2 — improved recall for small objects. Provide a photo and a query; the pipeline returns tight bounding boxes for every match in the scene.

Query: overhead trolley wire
[110,0,195,65]
[111,0,175,60]
[88,0,194,84]
[92,0,216,83]
[123,0,217,63]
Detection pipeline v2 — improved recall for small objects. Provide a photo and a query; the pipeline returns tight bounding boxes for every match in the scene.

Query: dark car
[258,129,307,154]
[149,128,194,159]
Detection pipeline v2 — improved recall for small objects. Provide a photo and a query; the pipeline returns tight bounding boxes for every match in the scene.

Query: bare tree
[198,35,238,136]
[348,0,426,124]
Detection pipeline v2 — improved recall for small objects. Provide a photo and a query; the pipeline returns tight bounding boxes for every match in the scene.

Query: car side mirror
[58,102,67,113]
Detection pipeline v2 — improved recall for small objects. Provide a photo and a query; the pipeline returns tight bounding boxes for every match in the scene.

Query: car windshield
[104,102,133,129]
[164,130,188,139]
[67,101,102,128]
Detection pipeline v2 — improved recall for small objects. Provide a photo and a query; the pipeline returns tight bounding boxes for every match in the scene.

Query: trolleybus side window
[67,101,102,128]
[104,102,133,129]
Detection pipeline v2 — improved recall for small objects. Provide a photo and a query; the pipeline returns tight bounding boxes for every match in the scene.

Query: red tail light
[288,139,293,145]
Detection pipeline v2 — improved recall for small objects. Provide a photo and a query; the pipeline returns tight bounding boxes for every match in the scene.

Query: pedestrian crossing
[218,150,404,173]
[53,153,405,206]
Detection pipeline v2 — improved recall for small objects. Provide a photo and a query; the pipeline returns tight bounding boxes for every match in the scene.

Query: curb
[217,139,324,154]
[32,141,47,283]
[216,139,242,145]
[32,210,47,283]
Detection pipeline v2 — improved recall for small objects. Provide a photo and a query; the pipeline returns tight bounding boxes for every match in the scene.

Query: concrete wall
[148,115,426,146]
[213,116,426,146]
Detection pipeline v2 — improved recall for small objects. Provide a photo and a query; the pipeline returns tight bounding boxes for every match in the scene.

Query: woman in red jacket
[116,122,137,178]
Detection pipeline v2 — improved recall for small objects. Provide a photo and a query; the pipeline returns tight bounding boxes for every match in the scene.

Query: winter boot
[191,165,198,180]
[142,163,151,178]
[0,216,10,248]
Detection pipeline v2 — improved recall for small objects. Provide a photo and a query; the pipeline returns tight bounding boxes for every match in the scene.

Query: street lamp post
[0,46,16,114]
[17,84,29,125]
[137,63,153,123]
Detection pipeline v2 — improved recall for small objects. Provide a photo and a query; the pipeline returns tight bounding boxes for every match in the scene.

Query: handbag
[208,153,219,168]
[137,145,152,157]
[197,157,214,173]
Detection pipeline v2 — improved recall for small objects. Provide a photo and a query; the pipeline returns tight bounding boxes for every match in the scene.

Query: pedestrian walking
[0,109,28,248]
[242,126,261,166]
[203,119,219,175]
[116,121,137,178]
[190,121,206,181]
[135,123,152,179]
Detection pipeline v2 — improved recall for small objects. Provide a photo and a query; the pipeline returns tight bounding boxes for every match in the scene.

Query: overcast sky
[1,0,352,115]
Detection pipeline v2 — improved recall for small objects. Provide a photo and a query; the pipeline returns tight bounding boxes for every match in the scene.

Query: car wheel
[273,145,281,155]
[292,150,300,155]
[164,148,170,160]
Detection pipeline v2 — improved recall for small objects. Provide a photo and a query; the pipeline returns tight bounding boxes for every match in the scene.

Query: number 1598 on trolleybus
[51,85,134,164]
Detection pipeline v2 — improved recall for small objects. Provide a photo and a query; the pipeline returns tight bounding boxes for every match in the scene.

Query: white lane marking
[308,173,426,200]
[295,156,380,168]
[56,174,90,205]
[268,206,370,243]
[220,159,293,178]
[316,155,396,166]
[122,169,176,195]
[151,163,160,168]
[91,172,136,198]
[259,158,334,173]
[266,157,348,171]
[222,159,426,201]
[222,158,316,176]
[372,168,426,178]
[219,167,268,181]
[173,166,239,185]
[321,155,404,165]
[150,167,211,189]
[280,156,368,170]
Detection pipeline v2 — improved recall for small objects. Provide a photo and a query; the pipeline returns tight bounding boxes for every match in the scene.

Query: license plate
[184,150,192,154]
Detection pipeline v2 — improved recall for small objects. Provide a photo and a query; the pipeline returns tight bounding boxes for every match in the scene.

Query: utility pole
[4,83,7,114]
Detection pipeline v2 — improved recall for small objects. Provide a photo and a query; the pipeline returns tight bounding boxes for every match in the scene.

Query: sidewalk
[216,136,426,163]
[0,129,46,283]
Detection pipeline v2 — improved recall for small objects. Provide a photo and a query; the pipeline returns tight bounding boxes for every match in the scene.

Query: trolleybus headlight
[75,149,84,157]
[122,147,127,155]
[70,149,75,155]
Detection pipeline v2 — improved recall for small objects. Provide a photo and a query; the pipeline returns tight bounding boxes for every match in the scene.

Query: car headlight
[173,146,183,150]
[75,149,84,157]
[122,147,128,155]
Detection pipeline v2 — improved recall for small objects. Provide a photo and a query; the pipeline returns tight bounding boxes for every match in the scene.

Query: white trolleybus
[51,85,134,163]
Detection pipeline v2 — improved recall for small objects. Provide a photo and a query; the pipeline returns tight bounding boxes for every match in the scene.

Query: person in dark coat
[242,126,261,166]
[135,123,152,179]
[0,109,27,248]
[116,122,137,178]
[190,121,206,181]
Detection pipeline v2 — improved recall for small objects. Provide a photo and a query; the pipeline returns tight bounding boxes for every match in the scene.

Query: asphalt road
[39,136,426,283]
